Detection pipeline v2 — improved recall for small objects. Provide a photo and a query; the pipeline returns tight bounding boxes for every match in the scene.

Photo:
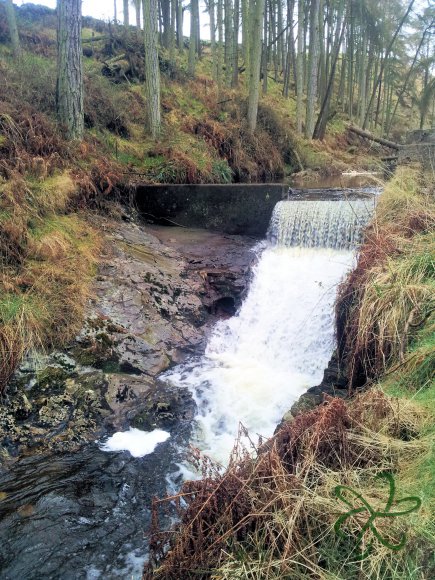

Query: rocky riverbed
[0,217,256,463]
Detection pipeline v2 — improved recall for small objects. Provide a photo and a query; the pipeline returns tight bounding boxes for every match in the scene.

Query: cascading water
[164,198,374,465]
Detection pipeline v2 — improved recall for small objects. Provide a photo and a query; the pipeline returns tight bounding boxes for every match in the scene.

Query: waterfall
[164,198,374,466]
[268,199,374,249]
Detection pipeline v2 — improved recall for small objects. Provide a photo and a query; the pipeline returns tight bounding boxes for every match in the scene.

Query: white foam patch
[100,428,170,458]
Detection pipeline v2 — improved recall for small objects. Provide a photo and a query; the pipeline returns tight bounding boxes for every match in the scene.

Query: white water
[100,428,170,458]
[164,245,354,465]
[268,199,374,250]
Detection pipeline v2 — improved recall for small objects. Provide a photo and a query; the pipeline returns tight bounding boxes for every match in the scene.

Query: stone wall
[135,183,288,237]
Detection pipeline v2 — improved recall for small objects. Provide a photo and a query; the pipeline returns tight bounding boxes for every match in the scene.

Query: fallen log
[348,125,402,150]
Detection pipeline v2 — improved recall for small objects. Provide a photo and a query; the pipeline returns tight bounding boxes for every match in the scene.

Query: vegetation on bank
[145,166,434,579]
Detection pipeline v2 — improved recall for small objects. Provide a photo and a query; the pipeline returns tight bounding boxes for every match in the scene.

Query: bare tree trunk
[169,0,176,62]
[262,0,268,95]
[176,0,183,49]
[296,0,304,133]
[56,0,84,141]
[134,0,142,39]
[362,0,416,129]
[114,0,118,23]
[123,0,130,42]
[143,0,161,137]
[4,0,21,58]
[347,125,400,150]
[207,0,218,81]
[224,0,232,86]
[123,0,129,28]
[313,1,345,140]
[241,0,249,71]
[386,24,431,136]
[232,0,240,87]
[217,0,224,95]
[305,0,320,138]
[188,0,198,75]
[247,0,265,133]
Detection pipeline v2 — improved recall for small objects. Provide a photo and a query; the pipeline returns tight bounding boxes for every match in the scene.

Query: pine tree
[56,0,84,141]
[143,0,161,137]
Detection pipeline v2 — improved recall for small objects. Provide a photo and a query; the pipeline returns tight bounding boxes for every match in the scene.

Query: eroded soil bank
[0,219,256,463]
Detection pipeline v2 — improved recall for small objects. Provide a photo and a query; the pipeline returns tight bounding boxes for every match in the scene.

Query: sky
[13,0,210,36]
[15,1,116,21]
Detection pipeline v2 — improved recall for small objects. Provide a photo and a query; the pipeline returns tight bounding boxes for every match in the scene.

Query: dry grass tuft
[145,393,430,579]
[336,165,435,388]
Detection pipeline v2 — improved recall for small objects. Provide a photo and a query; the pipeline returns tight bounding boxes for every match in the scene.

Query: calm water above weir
[0,189,375,579]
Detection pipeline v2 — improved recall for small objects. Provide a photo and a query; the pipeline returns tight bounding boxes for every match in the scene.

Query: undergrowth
[146,389,434,579]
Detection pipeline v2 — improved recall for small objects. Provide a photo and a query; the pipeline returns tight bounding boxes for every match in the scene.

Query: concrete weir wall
[135,183,288,237]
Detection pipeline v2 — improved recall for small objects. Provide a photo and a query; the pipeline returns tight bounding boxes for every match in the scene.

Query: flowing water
[0,193,374,579]
[163,198,374,465]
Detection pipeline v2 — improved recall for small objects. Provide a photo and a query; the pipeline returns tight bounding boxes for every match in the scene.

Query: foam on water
[100,428,170,458]
[164,246,354,465]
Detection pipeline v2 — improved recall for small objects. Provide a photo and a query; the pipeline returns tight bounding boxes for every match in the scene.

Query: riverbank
[0,219,255,462]
[145,164,435,579]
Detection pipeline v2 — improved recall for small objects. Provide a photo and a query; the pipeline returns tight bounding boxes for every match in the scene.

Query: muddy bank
[0,219,255,462]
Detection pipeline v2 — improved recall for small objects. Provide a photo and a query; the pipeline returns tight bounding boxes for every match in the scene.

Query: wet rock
[278,353,349,427]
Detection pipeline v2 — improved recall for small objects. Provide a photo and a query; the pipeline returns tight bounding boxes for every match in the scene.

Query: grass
[0,164,101,392]
[336,165,435,387]
[146,387,434,579]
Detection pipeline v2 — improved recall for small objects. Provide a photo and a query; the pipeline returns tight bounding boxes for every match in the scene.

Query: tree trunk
[161,0,171,48]
[176,0,183,49]
[362,0,416,130]
[241,0,249,71]
[188,0,198,75]
[123,0,130,42]
[114,0,117,23]
[262,0,268,96]
[217,0,224,95]
[134,0,142,39]
[305,0,320,139]
[143,0,161,137]
[4,0,21,58]
[296,0,304,133]
[232,0,240,87]
[224,0,232,86]
[386,25,431,137]
[123,0,129,28]
[169,0,176,62]
[347,125,401,150]
[313,1,345,140]
[207,0,218,81]
[247,0,265,133]
[56,0,84,141]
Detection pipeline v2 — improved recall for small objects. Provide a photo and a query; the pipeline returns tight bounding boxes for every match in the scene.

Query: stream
[0,190,375,579]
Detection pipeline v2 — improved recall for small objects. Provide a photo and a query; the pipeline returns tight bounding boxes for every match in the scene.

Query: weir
[268,199,374,249]
[135,183,378,237]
